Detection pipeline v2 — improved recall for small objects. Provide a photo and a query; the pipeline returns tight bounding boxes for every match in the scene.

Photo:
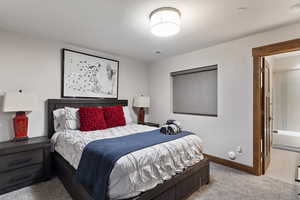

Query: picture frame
[61,49,119,99]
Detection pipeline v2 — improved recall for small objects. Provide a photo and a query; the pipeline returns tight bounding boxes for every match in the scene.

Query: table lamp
[133,96,150,124]
[2,90,37,141]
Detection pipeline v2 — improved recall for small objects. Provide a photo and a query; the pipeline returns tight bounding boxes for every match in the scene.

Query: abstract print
[62,49,118,98]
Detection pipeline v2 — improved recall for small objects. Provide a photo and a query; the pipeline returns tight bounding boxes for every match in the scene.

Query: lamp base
[138,107,145,124]
[13,111,29,142]
[13,136,29,142]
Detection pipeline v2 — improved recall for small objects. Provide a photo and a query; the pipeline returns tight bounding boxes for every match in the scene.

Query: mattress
[51,123,204,199]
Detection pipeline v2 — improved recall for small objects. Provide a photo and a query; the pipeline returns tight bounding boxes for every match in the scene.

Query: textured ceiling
[0,0,300,62]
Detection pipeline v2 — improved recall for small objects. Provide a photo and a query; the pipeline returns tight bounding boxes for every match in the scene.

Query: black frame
[47,98,127,138]
[61,48,120,99]
[171,65,218,117]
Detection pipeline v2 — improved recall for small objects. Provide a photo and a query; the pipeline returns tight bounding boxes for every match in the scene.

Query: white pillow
[64,107,80,130]
[123,106,133,124]
[53,107,80,131]
[53,108,65,132]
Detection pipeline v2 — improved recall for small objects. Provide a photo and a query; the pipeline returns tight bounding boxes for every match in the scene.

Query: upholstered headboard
[47,98,128,138]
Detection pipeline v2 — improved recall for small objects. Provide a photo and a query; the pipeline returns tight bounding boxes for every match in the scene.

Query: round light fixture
[149,7,181,37]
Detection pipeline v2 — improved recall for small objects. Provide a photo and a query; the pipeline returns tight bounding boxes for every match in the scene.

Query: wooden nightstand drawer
[0,137,51,195]
[0,149,43,172]
[0,164,43,191]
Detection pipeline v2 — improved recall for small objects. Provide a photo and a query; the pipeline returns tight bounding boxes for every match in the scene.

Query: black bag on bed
[160,120,182,135]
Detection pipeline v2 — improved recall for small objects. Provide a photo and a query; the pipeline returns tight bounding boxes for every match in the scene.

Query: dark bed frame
[47,99,210,200]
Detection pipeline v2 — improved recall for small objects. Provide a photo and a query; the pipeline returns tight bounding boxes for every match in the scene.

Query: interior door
[262,58,272,174]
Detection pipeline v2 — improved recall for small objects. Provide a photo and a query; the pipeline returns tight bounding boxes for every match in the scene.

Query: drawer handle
[8,158,33,167]
[9,174,32,183]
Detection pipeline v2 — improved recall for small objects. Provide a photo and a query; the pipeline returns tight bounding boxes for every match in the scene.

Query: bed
[47,98,209,200]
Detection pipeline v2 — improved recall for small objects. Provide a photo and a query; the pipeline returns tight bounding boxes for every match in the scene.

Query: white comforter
[51,123,204,199]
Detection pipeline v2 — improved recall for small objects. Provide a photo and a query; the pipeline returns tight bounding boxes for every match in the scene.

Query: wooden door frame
[252,38,300,175]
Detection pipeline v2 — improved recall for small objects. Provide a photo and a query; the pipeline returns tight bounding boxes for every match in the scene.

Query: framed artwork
[61,49,119,98]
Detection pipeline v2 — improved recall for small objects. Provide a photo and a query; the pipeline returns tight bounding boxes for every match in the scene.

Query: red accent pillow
[102,105,126,128]
[79,107,107,131]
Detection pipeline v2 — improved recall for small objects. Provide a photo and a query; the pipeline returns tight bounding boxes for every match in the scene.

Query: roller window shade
[171,65,218,116]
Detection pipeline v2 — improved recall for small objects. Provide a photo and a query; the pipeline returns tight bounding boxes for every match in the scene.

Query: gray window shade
[171,65,218,116]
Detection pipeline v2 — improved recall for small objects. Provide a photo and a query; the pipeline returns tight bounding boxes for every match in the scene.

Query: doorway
[264,52,300,183]
[252,38,300,176]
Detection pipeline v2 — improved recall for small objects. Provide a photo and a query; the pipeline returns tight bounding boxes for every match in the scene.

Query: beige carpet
[265,148,299,184]
[0,163,298,200]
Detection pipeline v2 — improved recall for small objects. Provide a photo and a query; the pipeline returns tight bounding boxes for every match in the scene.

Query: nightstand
[139,122,160,127]
[0,136,51,195]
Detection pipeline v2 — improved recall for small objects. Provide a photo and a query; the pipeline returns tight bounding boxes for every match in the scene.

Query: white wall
[0,29,149,141]
[273,55,300,72]
[148,23,300,166]
[273,55,300,131]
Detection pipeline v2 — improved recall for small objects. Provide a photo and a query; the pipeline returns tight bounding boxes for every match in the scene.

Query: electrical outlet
[236,146,243,154]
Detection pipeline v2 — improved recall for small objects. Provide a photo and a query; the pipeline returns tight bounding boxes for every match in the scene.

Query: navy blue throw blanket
[76,129,193,200]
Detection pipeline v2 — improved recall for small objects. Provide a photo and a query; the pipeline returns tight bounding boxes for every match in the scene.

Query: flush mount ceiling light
[149,7,181,37]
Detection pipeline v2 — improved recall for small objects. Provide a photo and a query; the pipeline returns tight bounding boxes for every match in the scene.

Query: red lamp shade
[2,91,37,141]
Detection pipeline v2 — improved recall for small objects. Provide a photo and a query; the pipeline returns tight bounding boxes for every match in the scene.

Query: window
[171,65,218,116]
